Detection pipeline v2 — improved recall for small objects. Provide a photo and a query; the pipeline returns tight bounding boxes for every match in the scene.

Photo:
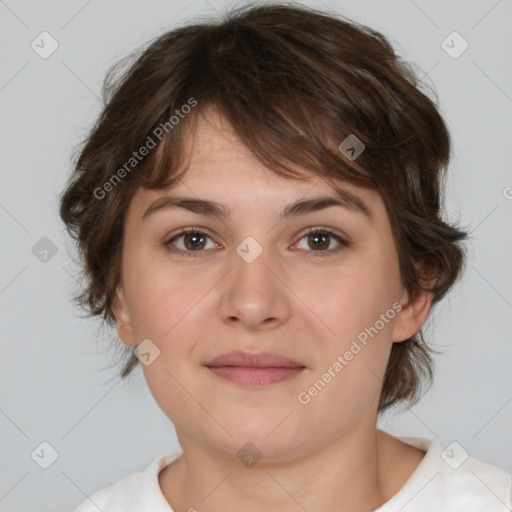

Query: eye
[294,227,349,256]
[163,227,219,257]
[163,226,349,258]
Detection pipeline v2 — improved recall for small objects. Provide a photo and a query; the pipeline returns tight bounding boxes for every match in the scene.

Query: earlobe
[391,287,433,343]
[112,286,137,346]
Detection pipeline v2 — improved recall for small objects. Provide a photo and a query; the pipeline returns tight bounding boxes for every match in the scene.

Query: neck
[159,424,424,512]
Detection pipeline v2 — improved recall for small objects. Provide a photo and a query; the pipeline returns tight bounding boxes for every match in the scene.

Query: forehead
[128,107,385,222]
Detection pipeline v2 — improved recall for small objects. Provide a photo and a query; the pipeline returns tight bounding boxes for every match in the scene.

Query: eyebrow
[141,189,372,222]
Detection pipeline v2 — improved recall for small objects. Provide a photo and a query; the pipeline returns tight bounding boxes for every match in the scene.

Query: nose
[216,240,292,331]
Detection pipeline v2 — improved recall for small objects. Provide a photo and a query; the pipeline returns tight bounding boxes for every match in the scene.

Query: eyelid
[299,225,347,240]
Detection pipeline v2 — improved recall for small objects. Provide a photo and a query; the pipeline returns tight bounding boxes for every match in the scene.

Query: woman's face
[113,108,427,460]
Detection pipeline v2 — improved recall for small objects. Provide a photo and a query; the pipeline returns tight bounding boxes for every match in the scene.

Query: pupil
[310,233,328,250]
[186,233,205,250]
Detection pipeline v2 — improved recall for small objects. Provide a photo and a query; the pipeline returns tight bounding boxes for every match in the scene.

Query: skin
[112,107,433,512]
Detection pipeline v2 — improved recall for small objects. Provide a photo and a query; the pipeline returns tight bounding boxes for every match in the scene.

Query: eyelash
[163,226,349,258]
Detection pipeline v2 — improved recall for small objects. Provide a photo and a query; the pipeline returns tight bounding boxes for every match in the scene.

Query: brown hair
[59,2,468,411]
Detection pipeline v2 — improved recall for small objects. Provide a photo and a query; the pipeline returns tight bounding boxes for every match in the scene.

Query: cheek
[299,254,400,341]
[296,285,397,420]
[122,248,191,338]
[129,261,203,424]
[294,251,400,396]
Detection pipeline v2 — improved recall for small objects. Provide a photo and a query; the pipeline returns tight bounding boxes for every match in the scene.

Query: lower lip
[206,366,305,386]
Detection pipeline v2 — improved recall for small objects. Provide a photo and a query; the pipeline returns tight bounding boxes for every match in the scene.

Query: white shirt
[73,435,512,511]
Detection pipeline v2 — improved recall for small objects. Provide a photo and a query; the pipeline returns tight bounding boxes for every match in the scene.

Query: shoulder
[72,450,182,512]
[377,434,512,512]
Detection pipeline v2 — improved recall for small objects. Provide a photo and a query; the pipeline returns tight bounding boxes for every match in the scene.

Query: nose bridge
[216,234,290,327]
[231,234,277,293]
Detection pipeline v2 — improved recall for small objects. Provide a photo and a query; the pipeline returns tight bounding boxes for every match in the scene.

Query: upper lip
[205,350,305,368]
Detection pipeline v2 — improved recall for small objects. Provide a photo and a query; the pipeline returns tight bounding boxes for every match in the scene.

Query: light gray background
[1,0,511,510]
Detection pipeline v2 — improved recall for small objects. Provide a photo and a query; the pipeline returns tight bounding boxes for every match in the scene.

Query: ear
[391,286,433,342]
[111,285,137,346]
[391,261,437,342]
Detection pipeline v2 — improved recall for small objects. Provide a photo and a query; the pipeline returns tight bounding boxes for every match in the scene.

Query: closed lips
[205,351,305,368]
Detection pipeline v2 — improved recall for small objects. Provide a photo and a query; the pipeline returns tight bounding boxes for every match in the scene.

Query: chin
[213,418,307,461]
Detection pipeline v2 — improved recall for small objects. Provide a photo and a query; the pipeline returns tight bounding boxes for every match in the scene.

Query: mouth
[206,366,306,386]
[204,350,306,387]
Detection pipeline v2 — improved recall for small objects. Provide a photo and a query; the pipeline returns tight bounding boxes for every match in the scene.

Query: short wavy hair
[59,2,468,412]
